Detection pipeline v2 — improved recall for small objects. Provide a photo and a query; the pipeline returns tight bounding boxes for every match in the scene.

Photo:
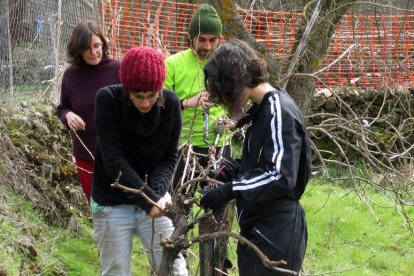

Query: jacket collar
[236,90,277,128]
[78,54,111,69]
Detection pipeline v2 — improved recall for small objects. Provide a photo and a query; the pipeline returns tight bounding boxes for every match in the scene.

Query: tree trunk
[158,215,188,275]
[285,0,357,115]
[209,0,282,84]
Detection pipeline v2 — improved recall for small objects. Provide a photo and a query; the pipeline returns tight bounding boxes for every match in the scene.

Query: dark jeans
[237,201,308,275]
[171,145,232,193]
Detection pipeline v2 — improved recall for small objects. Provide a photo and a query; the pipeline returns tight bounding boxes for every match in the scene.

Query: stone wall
[307,86,414,159]
[1,101,88,228]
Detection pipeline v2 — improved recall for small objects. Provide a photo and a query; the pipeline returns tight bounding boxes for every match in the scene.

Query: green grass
[1,84,49,105]
[302,179,414,275]
[52,233,101,275]
[0,178,413,275]
[12,84,48,93]
[0,189,154,275]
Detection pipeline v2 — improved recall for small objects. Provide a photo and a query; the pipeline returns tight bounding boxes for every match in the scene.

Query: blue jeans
[93,204,188,276]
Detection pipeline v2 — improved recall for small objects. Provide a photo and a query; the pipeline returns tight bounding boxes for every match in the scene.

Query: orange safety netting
[103,1,414,89]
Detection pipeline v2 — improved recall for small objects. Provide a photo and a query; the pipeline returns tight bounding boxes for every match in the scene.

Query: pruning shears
[203,106,225,155]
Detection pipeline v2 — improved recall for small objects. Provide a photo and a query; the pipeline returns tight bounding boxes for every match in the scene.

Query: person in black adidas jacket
[200,38,312,275]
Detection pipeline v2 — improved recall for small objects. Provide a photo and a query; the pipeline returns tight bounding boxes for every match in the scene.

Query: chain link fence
[0,0,101,104]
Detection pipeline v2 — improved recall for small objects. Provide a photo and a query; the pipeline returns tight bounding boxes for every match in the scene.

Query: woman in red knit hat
[91,46,187,276]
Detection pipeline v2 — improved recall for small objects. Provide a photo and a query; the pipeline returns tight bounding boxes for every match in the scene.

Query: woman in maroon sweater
[57,21,121,204]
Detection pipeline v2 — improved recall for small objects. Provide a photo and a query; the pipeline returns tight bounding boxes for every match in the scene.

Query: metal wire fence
[0,0,101,104]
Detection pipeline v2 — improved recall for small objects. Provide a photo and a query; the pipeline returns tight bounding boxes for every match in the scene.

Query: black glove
[210,159,241,183]
[200,182,234,214]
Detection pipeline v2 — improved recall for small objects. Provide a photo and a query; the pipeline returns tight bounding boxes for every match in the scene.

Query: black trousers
[237,200,308,275]
[171,145,232,192]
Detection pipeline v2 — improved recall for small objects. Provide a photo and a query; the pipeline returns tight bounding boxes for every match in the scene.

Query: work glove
[200,182,234,214]
[210,159,241,183]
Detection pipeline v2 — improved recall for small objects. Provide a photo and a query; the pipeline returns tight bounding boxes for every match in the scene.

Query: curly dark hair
[66,21,109,66]
[204,38,269,116]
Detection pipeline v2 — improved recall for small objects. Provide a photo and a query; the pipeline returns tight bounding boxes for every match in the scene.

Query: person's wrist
[65,111,73,120]
[220,182,234,201]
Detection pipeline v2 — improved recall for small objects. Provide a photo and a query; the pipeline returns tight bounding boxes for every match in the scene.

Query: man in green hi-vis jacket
[164,4,233,191]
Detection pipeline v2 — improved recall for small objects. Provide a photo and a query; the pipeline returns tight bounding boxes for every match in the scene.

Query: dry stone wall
[1,101,88,228]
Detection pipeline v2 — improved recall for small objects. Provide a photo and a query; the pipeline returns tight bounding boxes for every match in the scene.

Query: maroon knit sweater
[57,55,121,161]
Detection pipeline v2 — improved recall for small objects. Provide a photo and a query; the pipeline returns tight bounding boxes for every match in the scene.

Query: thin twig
[111,171,163,212]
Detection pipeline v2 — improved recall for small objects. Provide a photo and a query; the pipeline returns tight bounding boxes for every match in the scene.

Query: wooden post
[6,0,14,106]
[199,217,216,276]
[53,0,62,101]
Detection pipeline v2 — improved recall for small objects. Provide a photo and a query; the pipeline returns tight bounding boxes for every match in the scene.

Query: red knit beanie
[120,46,166,92]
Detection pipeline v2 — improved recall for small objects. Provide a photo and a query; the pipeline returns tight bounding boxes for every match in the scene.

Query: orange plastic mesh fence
[103,1,414,89]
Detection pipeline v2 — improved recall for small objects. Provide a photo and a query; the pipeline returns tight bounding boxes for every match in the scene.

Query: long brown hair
[66,21,108,66]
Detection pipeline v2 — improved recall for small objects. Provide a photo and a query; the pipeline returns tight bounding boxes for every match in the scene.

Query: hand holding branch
[111,171,166,215]
[182,91,213,109]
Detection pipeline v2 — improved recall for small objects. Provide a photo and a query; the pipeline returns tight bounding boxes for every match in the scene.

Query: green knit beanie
[189,4,223,38]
